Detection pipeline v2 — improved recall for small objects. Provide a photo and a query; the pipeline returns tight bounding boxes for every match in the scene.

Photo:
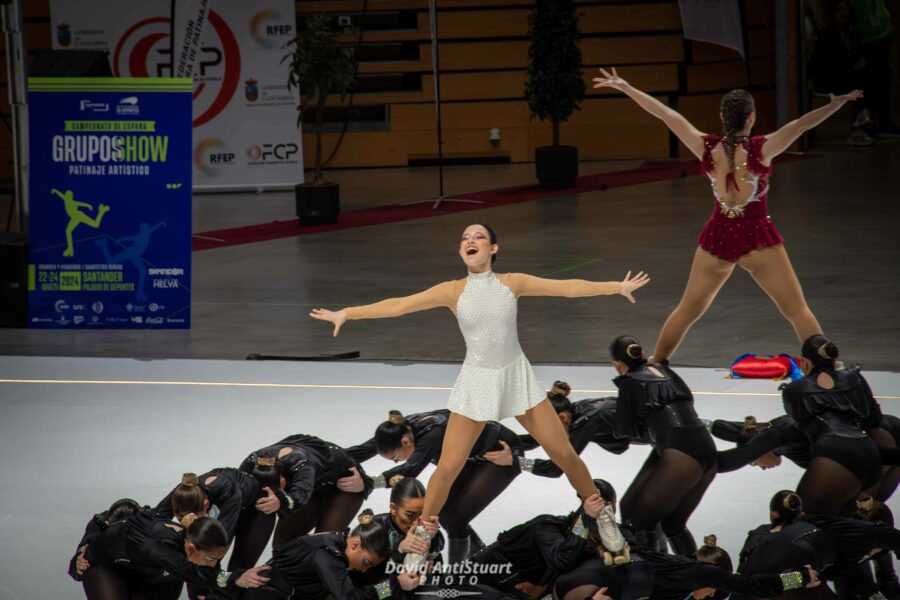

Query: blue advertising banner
[27,77,192,329]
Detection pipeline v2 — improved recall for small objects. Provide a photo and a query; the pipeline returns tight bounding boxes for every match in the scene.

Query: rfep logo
[250,10,292,49]
[111,11,241,127]
[195,138,234,176]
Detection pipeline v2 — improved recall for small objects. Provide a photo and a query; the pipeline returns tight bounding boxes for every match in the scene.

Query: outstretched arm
[310,280,457,337]
[51,188,66,200]
[762,90,863,161]
[503,271,650,303]
[593,67,706,159]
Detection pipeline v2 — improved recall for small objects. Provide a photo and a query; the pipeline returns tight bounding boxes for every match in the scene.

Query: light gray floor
[0,356,897,599]
[2,141,899,369]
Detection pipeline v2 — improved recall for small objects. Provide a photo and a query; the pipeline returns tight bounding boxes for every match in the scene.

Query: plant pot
[295,182,340,226]
[535,145,578,189]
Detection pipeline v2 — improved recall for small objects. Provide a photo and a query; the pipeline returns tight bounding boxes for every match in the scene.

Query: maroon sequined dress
[696,134,784,262]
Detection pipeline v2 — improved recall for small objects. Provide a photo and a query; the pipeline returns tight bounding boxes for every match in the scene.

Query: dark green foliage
[284,13,359,185]
[524,0,585,147]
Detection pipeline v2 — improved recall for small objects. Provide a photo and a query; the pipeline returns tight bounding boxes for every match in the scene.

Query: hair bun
[181,512,199,528]
[388,475,405,488]
[703,534,717,548]
[824,343,839,359]
[388,410,405,425]
[257,455,276,467]
[743,416,758,430]
[783,492,802,511]
[550,381,571,397]
[181,473,199,487]
[857,494,875,513]
[357,508,374,526]
[626,343,643,359]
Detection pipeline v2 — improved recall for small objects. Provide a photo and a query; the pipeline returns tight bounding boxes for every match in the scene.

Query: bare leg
[516,399,597,500]
[422,413,486,519]
[738,245,822,342]
[653,247,736,362]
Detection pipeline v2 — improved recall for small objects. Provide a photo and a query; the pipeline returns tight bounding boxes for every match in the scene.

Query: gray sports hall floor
[1,139,899,369]
[0,357,897,599]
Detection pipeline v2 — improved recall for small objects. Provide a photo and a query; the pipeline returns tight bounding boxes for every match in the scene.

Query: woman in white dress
[310,224,649,541]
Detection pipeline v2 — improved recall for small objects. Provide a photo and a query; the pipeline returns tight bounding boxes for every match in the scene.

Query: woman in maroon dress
[592,67,862,363]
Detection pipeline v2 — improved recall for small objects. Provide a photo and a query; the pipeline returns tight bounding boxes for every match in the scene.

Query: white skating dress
[344,271,620,422]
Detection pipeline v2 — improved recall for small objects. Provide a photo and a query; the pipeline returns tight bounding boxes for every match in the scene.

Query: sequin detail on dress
[446,271,544,421]
[697,134,784,262]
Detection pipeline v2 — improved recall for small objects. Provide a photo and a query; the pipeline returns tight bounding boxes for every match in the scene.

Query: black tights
[554,558,629,600]
[438,461,519,539]
[227,488,365,570]
[620,447,717,538]
[797,456,868,516]
[82,566,183,600]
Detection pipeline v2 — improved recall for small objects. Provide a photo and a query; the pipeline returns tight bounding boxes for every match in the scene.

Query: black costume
[720,366,883,515]
[470,511,595,598]
[156,468,261,539]
[349,410,523,558]
[517,397,637,477]
[69,509,118,582]
[613,362,718,554]
[739,514,900,598]
[81,508,244,600]
[714,416,811,472]
[237,531,390,600]
[233,434,373,568]
[351,511,445,592]
[555,544,807,600]
[716,366,884,515]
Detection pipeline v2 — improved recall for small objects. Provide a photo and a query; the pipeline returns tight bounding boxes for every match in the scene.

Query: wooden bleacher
[0,0,801,176]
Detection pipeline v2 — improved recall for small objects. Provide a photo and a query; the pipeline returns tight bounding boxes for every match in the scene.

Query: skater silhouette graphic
[52,188,110,257]
[95,222,166,302]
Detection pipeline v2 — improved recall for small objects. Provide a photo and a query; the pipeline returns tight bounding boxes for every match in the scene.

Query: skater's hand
[592,586,614,600]
[830,90,863,105]
[75,545,90,575]
[592,67,629,91]
[399,526,431,555]
[583,493,606,519]
[236,565,271,588]
[256,487,281,514]
[420,516,440,538]
[751,452,782,470]
[802,565,820,588]
[309,308,348,337]
[398,571,421,591]
[482,440,513,466]
[619,271,650,303]
[337,466,365,493]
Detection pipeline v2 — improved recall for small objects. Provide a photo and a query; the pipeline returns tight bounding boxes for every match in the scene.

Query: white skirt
[446,352,545,421]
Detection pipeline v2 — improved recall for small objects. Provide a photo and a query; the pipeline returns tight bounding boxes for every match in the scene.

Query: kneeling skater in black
[738,490,900,600]
[69,498,141,583]
[349,409,523,562]
[507,382,636,478]
[467,479,613,600]
[226,510,420,600]
[80,509,269,600]
[233,433,374,568]
[351,477,444,594]
[609,335,718,556]
[554,533,820,600]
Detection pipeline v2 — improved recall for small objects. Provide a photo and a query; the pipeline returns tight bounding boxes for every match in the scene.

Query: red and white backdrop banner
[49,0,303,189]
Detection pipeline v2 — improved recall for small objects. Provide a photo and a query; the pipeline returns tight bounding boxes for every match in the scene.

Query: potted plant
[524,0,585,189]
[284,13,358,225]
